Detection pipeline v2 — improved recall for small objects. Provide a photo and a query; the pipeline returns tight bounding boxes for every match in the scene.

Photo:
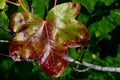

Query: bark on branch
[0,40,10,43]
[1,26,120,73]
[68,57,120,73]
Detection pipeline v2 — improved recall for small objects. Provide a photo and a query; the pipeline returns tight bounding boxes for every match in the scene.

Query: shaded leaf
[9,2,89,77]
[88,17,115,39]
[72,0,98,13]
[100,0,114,5]
[0,59,13,72]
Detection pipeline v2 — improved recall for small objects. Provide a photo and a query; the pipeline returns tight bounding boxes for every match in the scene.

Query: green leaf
[100,0,114,5]
[17,0,30,12]
[0,59,13,73]
[0,11,9,26]
[46,2,89,46]
[72,0,98,13]
[109,9,120,26]
[77,13,89,26]
[88,17,115,39]
[0,0,6,10]
[9,2,89,77]
[32,0,49,17]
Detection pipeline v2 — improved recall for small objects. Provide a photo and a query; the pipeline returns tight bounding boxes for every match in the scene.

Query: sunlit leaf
[0,11,9,26]
[9,2,89,77]
[0,0,6,10]
[9,12,42,61]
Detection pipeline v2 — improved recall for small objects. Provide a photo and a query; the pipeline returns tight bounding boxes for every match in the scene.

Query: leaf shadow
[6,0,18,18]
[98,25,120,59]
[86,0,120,27]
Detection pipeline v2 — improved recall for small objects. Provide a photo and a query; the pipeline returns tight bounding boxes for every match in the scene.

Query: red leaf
[9,2,89,77]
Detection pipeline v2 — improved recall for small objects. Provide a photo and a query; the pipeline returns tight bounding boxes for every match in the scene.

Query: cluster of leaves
[0,0,120,80]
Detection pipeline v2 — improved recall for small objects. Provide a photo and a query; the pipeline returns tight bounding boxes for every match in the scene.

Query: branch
[0,36,120,73]
[0,40,10,43]
[68,57,120,73]
[72,67,89,72]
[6,0,20,6]
[0,53,11,58]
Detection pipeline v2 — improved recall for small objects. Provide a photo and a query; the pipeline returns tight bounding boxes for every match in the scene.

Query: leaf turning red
[9,2,89,77]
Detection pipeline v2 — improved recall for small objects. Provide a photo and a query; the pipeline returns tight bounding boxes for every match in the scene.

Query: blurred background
[0,0,120,80]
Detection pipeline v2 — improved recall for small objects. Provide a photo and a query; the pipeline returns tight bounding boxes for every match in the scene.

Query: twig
[0,40,10,43]
[6,0,20,6]
[72,67,89,72]
[54,0,57,7]
[79,45,88,63]
[18,0,29,14]
[0,53,11,58]
[68,57,120,73]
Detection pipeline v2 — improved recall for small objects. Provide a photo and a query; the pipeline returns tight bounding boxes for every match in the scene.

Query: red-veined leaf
[9,2,89,77]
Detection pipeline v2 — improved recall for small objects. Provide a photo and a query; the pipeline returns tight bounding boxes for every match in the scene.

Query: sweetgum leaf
[9,2,89,77]
[46,2,89,47]
[9,12,43,61]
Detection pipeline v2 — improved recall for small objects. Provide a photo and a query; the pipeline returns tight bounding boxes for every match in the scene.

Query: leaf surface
[32,0,47,17]
[9,2,89,77]
[0,0,6,10]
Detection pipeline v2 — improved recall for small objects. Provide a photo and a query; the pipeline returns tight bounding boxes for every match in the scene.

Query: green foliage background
[0,0,120,80]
